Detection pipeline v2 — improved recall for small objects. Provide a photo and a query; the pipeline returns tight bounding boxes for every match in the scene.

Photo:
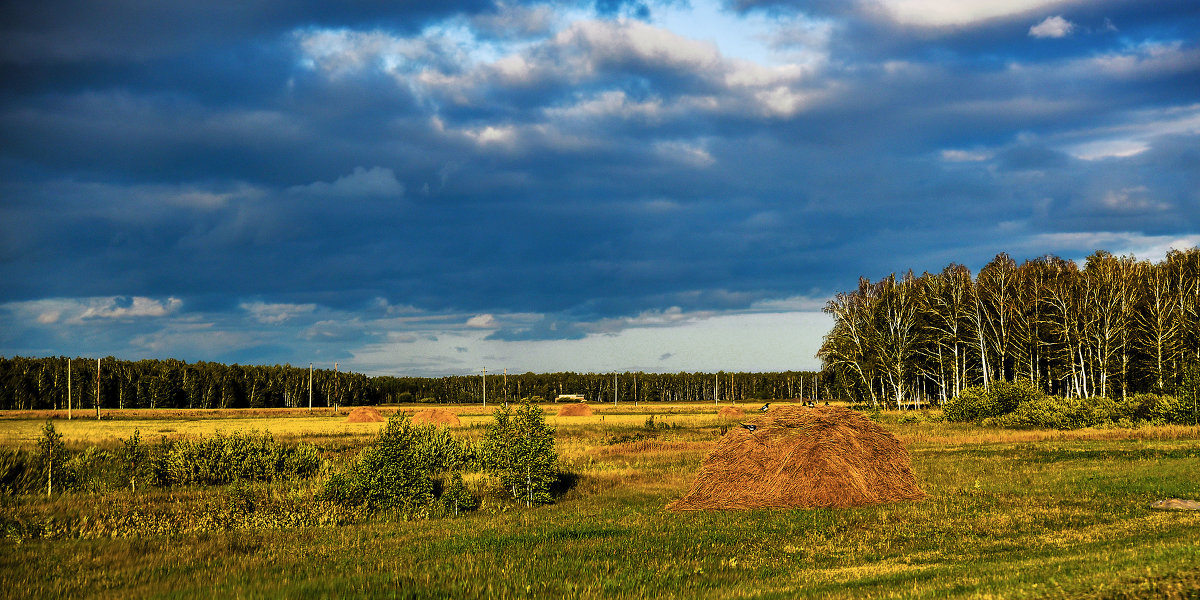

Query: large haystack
[557,403,594,417]
[411,408,461,426]
[669,406,924,510]
[346,406,386,423]
[717,406,744,420]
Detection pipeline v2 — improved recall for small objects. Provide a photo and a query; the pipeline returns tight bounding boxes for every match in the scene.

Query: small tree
[36,421,65,496]
[121,429,148,492]
[483,400,558,507]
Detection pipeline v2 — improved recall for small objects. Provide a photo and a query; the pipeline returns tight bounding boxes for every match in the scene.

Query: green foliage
[948,379,1196,429]
[161,431,320,486]
[439,472,479,516]
[989,395,1118,430]
[943,385,996,422]
[482,401,558,507]
[988,379,1045,414]
[120,429,148,491]
[319,413,471,514]
[1180,362,1200,426]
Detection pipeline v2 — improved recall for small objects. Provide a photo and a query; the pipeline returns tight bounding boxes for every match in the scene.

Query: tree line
[0,355,827,410]
[818,247,1200,408]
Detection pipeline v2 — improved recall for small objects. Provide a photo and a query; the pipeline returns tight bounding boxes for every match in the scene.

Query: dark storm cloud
[2,0,1198,366]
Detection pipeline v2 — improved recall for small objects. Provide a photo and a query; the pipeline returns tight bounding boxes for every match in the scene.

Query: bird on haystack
[740,423,757,433]
[758,403,770,412]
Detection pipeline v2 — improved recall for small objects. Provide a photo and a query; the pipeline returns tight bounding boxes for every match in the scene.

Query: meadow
[2,402,1198,599]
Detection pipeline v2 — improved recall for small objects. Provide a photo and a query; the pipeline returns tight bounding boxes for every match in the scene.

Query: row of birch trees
[818,248,1200,408]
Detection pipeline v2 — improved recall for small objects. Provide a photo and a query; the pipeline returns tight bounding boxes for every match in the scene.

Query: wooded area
[818,247,1200,408]
[0,356,825,411]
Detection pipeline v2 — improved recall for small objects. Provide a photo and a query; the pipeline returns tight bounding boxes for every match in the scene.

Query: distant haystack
[557,403,594,417]
[717,406,744,420]
[669,406,924,510]
[346,406,386,423]
[411,408,461,426]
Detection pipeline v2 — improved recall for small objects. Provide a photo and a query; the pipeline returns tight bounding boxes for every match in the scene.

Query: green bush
[943,385,996,422]
[945,380,1046,423]
[318,413,469,514]
[990,395,1118,430]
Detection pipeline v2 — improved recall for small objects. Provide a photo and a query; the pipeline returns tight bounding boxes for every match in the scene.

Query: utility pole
[333,362,338,411]
[308,363,313,412]
[613,372,618,405]
[67,358,71,420]
[503,368,508,404]
[481,367,486,407]
[95,357,101,420]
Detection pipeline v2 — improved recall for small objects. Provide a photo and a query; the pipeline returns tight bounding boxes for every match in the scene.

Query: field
[2,401,1199,599]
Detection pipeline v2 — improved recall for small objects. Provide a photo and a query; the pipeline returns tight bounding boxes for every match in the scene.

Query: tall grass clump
[159,431,320,486]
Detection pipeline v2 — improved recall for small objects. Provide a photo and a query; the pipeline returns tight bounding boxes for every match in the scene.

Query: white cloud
[1029,15,1075,38]
[941,149,992,162]
[466,314,500,328]
[869,0,1070,28]
[241,301,318,324]
[79,297,182,321]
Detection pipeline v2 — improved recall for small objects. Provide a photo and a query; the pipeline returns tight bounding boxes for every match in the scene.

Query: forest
[818,247,1200,408]
[0,355,826,411]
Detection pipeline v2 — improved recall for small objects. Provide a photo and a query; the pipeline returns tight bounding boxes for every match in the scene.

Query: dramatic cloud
[2,0,1198,375]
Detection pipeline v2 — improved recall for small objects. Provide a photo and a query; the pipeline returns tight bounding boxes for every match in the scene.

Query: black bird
[758,403,770,412]
[739,423,757,433]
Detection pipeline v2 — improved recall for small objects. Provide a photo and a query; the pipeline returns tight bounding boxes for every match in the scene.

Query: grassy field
[2,402,1199,598]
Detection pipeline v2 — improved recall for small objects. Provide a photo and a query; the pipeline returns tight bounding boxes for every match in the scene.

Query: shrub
[161,431,320,486]
[943,385,996,422]
[990,395,1118,430]
[319,412,466,513]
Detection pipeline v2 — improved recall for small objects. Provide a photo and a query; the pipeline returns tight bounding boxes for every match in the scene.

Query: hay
[669,406,924,510]
[557,403,594,417]
[717,406,745,420]
[411,408,461,426]
[1151,498,1200,510]
[346,406,386,423]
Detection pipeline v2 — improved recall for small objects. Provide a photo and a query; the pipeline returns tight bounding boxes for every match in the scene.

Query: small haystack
[346,406,386,423]
[557,403,594,417]
[717,406,744,420]
[411,408,461,426]
[1151,498,1200,510]
[669,406,924,510]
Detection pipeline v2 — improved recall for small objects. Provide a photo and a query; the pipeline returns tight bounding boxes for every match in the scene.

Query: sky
[2,0,1198,377]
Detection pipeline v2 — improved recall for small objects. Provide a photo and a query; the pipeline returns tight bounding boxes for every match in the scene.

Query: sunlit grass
[2,403,1198,598]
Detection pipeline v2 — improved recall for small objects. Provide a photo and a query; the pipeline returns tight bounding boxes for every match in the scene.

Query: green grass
[2,406,1199,598]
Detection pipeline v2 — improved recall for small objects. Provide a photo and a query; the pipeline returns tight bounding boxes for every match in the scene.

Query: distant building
[555,394,586,403]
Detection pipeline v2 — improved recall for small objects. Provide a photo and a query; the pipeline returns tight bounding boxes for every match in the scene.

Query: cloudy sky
[2,0,1198,376]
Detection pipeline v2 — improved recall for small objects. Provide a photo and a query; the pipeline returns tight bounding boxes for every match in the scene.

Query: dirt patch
[557,403,594,417]
[668,406,925,510]
[346,406,386,423]
[717,406,745,420]
[411,408,461,426]
[1151,498,1200,510]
